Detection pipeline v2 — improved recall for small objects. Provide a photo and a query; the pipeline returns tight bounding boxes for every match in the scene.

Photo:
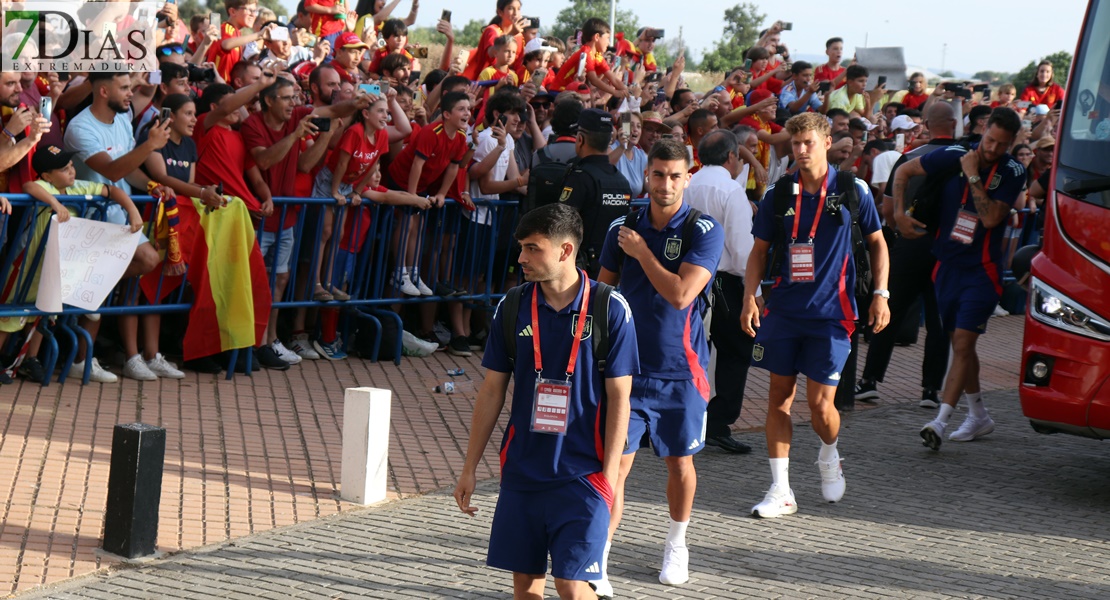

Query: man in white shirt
[684,129,757,455]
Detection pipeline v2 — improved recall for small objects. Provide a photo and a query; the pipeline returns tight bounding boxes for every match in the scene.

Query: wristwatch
[873,289,890,299]
[967,174,981,185]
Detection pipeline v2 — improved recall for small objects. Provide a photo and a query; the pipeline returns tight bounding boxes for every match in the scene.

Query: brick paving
[22,384,1110,599]
[0,316,1026,597]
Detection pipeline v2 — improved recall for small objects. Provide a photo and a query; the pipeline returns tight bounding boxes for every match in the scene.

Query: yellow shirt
[828,86,867,114]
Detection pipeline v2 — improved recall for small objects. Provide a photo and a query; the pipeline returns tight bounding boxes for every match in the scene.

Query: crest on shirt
[571,314,593,341]
[559,186,573,202]
[752,344,765,362]
[664,237,682,261]
[988,173,1002,190]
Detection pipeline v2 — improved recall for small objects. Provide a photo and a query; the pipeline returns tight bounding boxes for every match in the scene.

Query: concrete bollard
[102,423,166,559]
[340,387,391,505]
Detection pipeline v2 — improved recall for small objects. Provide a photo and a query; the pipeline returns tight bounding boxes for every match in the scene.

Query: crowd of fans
[0,0,1059,386]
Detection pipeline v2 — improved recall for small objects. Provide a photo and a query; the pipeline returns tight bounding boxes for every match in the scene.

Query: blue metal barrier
[0,194,520,385]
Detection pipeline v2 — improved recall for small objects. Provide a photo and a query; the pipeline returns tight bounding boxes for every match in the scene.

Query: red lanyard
[532,269,591,379]
[961,160,1001,209]
[791,173,829,242]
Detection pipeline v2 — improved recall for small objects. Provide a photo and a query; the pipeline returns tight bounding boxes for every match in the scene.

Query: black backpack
[525,145,575,215]
[907,143,971,233]
[766,171,872,300]
[500,281,615,374]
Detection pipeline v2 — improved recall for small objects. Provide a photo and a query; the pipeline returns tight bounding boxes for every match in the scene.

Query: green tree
[698,3,765,73]
[938,70,955,78]
[177,0,206,23]
[457,18,486,48]
[973,70,1012,84]
[551,0,640,46]
[1011,51,1072,88]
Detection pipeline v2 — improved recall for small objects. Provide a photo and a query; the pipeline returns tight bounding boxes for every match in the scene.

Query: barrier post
[340,387,391,504]
[101,423,166,559]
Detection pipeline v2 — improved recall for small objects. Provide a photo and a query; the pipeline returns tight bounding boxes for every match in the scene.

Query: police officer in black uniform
[559,108,633,278]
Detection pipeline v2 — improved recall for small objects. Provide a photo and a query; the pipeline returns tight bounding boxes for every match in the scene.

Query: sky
[279,0,1090,75]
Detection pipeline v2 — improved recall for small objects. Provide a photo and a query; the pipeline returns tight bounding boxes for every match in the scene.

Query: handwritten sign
[35,216,141,313]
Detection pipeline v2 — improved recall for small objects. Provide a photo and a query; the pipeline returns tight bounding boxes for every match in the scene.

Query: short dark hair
[439,74,471,94]
[422,69,447,91]
[515,203,583,249]
[688,108,714,133]
[848,118,868,132]
[987,106,1021,136]
[441,91,470,113]
[485,90,526,125]
[309,63,337,92]
[578,129,611,152]
[381,52,411,75]
[160,62,189,82]
[791,60,812,75]
[197,83,235,114]
[864,139,892,154]
[87,71,124,86]
[225,0,252,10]
[901,108,921,119]
[230,60,260,84]
[670,88,693,108]
[551,98,584,136]
[846,64,869,80]
[582,17,610,42]
[746,46,770,61]
[259,79,294,111]
[883,102,905,114]
[826,37,843,49]
[648,138,690,168]
[382,18,407,38]
[827,108,850,121]
[698,129,738,167]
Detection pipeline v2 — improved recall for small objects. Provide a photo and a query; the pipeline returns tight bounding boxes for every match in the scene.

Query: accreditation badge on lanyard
[951,162,999,245]
[530,270,592,435]
[788,176,827,283]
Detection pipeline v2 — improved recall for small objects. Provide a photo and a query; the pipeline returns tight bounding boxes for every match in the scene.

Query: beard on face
[108,98,130,114]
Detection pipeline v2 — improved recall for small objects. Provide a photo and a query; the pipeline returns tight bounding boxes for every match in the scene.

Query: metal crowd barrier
[0,194,521,385]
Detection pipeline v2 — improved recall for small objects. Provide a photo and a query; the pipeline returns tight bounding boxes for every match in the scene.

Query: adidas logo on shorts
[688,439,700,450]
[829,372,841,381]
[585,562,600,574]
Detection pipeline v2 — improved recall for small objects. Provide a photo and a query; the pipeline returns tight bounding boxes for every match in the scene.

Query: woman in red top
[461,0,526,80]
[1020,60,1066,108]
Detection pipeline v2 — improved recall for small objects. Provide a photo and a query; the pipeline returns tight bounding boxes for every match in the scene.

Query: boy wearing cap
[206,0,278,83]
[332,32,371,85]
[12,146,152,383]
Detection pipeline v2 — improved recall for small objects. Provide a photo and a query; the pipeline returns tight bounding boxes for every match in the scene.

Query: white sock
[966,392,987,418]
[600,540,611,578]
[818,439,839,462]
[666,519,688,547]
[769,457,789,488]
[938,402,954,424]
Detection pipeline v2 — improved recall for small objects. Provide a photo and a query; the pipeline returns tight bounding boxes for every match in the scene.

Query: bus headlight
[1030,278,1110,342]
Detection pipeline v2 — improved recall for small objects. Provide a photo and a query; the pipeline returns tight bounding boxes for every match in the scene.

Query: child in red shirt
[550,17,627,98]
[206,0,276,83]
[305,0,349,46]
[366,19,414,76]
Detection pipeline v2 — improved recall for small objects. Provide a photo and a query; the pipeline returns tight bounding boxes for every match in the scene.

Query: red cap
[566,81,591,94]
[748,88,774,105]
[334,32,370,53]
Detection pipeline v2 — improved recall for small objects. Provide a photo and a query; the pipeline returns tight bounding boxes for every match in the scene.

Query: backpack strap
[766,174,797,281]
[592,281,613,374]
[678,207,703,261]
[837,170,873,299]
[501,284,526,371]
[614,207,643,272]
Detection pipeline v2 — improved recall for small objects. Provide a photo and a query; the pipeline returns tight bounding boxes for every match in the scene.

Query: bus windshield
[1058,0,1110,205]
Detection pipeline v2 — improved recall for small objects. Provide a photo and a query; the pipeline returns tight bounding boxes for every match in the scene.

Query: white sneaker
[589,576,614,598]
[395,268,421,296]
[271,340,302,365]
[949,415,995,442]
[289,334,321,360]
[401,331,438,357]
[70,358,118,383]
[410,268,434,296]
[992,304,1009,317]
[146,353,185,379]
[920,419,946,451]
[816,458,846,502]
[659,542,689,586]
[123,354,158,381]
[751,484,797,518]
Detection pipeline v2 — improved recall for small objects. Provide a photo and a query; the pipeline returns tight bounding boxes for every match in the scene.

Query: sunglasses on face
[159,46,185,56]
[531,102,552,109]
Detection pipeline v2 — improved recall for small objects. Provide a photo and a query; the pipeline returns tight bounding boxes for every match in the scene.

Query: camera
[818,81,831,94]
[780,21,793,31]
[413,47,429,59]
[524,16,539,30]
[188,64,216,83]
[311,117,332,132]
[651,28,665,40]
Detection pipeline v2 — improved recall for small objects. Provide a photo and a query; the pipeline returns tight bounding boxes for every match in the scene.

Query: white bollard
[340,387,391,505]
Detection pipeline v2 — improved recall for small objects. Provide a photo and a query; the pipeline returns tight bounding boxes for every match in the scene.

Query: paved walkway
[22,387,1110,599]
[0,316,1025,597]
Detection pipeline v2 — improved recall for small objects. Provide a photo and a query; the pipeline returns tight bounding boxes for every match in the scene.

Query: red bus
[1020,0,1110,438]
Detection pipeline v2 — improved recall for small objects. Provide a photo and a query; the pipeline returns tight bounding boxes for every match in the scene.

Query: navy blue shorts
[934,263,1000,335]
[487,475,612,581]
[751,314,852,387]
[626,376,708,457]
